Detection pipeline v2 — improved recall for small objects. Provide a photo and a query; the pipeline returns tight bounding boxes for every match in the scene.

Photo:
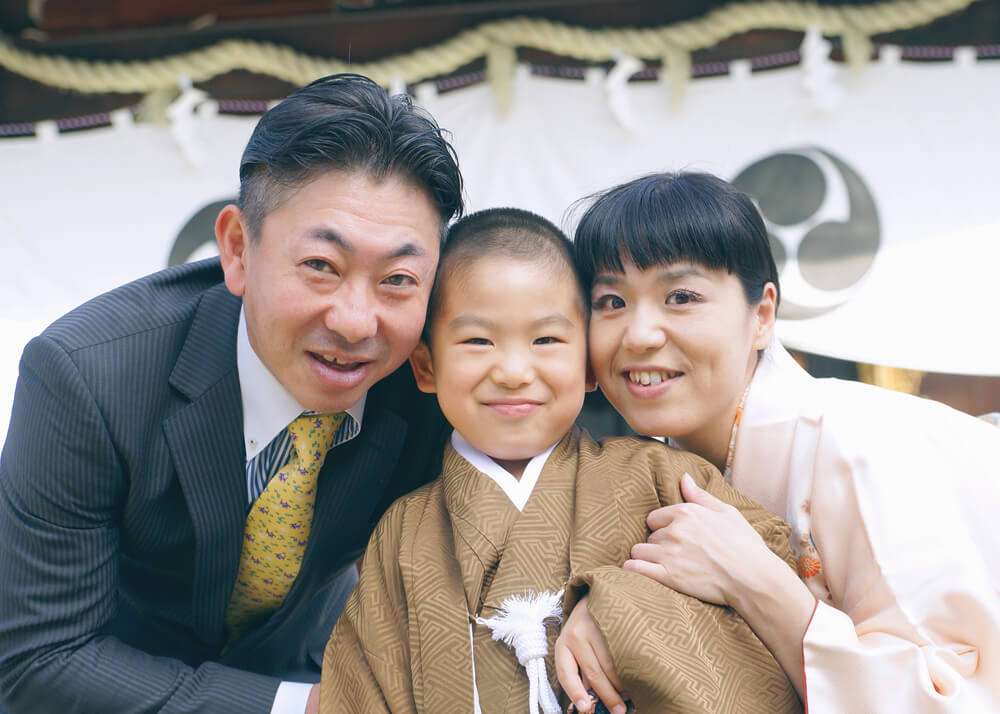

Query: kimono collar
[729,338,819,515]
[450,430,559,512]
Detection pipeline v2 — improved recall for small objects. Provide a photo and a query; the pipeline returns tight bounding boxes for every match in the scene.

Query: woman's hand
[554,596,628,714]
[623,473,777,607]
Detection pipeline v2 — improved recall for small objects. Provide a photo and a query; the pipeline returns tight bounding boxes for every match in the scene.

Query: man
[0,73,463,714]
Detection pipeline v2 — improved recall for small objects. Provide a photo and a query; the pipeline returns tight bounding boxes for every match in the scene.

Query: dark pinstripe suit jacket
[0,259,449,714]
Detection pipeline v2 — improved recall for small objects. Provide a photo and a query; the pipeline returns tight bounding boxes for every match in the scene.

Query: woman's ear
[216,204,250,298]
[585,362,598,393]
[409,342,437,394]
[752,282,778,350]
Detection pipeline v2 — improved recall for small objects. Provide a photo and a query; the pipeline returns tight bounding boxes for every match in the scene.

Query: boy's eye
[383,274,416,288]
[592,294,626,311]
[666,290,700,306]
[462,338,492,346]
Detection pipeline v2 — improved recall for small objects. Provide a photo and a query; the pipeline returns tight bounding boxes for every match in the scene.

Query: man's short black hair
[423,207,587,342]
[238,73,464,238]
[573,171,781,307]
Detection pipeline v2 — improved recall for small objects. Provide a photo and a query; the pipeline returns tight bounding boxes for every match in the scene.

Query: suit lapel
[303,397,408,578]
[163,284,246,645]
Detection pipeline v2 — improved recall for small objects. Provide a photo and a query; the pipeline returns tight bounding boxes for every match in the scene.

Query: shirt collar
[237,307,366,461]
[450,430,558,512]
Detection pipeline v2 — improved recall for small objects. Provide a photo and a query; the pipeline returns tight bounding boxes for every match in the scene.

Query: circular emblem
[167,198,232,267]
[732,148,880,320]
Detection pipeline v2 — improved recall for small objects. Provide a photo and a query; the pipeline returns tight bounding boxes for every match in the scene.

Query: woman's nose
[622,314,667,353]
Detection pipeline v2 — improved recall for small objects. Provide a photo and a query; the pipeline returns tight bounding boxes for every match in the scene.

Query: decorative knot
[477,590,564,714]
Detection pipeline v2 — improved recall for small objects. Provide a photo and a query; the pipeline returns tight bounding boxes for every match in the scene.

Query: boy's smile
[410,255,588,477]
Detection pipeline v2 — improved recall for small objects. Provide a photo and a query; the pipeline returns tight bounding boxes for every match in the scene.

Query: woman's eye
[383,274,416,288]
[304,258,335,273]
[666,290,699,305]
[534,336,561,345]
[592,294,625,311]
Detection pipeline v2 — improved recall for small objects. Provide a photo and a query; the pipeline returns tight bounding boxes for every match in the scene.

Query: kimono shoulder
[571,429,793,570]
[582,432,719,500]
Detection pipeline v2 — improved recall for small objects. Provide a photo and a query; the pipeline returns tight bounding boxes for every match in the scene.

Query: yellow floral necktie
[225,412,345,638]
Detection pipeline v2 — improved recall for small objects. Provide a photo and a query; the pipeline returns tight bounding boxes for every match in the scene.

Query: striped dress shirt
[236,308,366,507]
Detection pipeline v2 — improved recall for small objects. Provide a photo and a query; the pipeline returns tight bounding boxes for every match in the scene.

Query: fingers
[629,542,664,563]
[680,472,726,510]
[575,643,626,714]
[556,636,594,713]
[623,556,671,586]
[646,504,680,530]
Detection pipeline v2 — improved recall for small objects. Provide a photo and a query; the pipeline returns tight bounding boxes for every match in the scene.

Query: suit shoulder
[42,259,225,353]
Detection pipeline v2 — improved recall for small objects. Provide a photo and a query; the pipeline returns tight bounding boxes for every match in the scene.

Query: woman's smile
[622,368,683,398]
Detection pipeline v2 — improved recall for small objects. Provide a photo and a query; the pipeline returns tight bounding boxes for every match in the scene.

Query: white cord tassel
[476,590,564,714]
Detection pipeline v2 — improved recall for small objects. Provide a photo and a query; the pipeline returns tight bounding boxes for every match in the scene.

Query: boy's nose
[491,356,534,388]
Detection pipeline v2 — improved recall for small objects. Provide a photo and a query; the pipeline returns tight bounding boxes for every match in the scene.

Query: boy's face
[411,255,588,472]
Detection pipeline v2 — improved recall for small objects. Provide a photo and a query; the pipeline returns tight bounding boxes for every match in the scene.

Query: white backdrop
[2,56,1000,443]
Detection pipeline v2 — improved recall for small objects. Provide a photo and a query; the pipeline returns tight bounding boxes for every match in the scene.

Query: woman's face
[588,259,774,452]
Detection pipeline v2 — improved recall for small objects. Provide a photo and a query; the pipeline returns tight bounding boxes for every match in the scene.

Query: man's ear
[752,282,778,351]
[216,204,251,298]
[409,342,437,394]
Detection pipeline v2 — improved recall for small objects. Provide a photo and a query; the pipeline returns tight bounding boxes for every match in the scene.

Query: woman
[557,172,1000,713]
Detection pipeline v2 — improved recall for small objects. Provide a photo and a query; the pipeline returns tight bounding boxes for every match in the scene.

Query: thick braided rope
[0,0,976,94]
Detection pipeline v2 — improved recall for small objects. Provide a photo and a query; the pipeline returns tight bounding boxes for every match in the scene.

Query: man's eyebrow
[448,314,496,330]
[387,243,426,260]
[305,229,425,260]
[307,228,352,251]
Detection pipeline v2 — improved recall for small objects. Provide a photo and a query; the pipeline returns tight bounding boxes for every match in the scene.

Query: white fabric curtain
[2,57,999,442]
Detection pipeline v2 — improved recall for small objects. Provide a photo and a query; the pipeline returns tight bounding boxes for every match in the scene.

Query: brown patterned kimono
[321,428,801,713]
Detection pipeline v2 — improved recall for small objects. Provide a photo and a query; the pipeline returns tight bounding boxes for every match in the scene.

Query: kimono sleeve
[567,441,801,713]
[798,401,1000,714]
[574,566,800,713]
[320,498,417,714]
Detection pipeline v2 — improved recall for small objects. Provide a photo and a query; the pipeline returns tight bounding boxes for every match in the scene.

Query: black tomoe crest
[733,148,880,320]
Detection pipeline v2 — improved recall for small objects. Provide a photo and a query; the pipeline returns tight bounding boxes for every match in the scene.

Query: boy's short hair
[423,207,588,342]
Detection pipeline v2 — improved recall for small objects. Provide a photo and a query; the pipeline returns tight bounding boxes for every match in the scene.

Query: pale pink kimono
[730,341,1000,713]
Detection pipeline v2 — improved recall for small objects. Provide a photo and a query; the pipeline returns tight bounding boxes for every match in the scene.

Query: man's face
[219,169,442,413]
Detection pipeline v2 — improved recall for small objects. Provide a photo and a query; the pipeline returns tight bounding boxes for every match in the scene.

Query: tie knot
[288,412,345,464]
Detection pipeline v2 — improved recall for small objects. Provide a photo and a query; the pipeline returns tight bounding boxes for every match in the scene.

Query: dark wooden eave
[0,0,997,123]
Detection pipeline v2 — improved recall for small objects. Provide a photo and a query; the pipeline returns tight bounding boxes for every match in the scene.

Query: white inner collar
[450,430,558,512]
[236,307,366,460]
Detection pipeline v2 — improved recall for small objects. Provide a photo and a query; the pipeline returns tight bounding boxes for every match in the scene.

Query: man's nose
[324,282,378,344]
[491,351,534,389]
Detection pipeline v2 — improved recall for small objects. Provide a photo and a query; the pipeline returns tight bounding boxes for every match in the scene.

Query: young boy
[320,209,799,714]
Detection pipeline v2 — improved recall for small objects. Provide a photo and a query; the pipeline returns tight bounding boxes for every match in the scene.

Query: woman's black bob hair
[572,171,780,307]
